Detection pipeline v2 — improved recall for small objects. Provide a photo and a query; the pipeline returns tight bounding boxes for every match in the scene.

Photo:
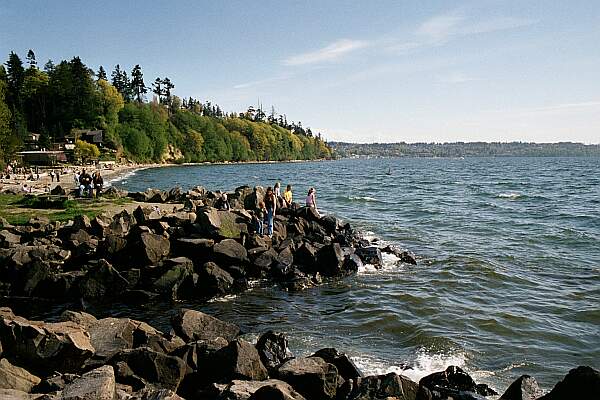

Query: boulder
[315,243,344,277]
[163,211,196,227]
[50,185,67,196]
[250,248,278,276]
[213,239,249,266]
[112,347,186,392]
[499,375,542,400]
[343,254,363,272]
[345,372,418,400]
[0,230,21,248]
[171,309,240,342]
[244,187,265,211]
[172,238,214,261]
[104,186,128,198]
[196,207,221,235]
[295,207,321,223]
[249,380,307,400]
[109,210,135,236]
[0,389,44,399]
[132,388,184,399]
[216,210,249,239]
[210,338,268,382]
[152,258,193,299]
[170,337,228,373]
[277,357,339,400]
[99,234,128,261]
[319,215,341,235]
[78,259,130,299]
[310,348,362,381]
[0,316,94,374]
[61,365,116,400]
[256,331,294,373]
[537,366,600,400]
[133,206,162,225]
[196,262,234,297]
[59,310,98,331]
[72,214,92,231]
[136,232,170,265]
[0,358,41,393]
[355,247,383,267]
[88,317,138,361]
[419,366,495,399]
[294,242,318,271]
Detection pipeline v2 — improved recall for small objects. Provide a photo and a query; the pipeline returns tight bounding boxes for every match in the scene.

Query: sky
[1,0,599,144]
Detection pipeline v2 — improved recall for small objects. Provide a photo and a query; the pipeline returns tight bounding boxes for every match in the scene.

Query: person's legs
[86,184,93,197]
[79,184,84,197]
[267,209,274,236]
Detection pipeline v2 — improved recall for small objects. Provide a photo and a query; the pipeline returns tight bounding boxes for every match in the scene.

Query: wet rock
[250,248,278,276]
[0,358,41,393]
[499,375,542,400]
[354,247,383,267]
[343,254,363,273]
[112,347,186,392]
[122,290,159,305]
[294,242,318,271]
[170,337,228,373]
[171,309,240,342]
[196,262,234,297]
[537,366,600,400]
[345,372,417,400]
[256,331,294,373]
[61,365,116,400]
[0,316,94,374]
[315,243,345,277]
[214,239,249,266]
[277,357,339,400]
[419,366,495,399]
[210,338,268,382]
[78,259,129,299]
[310,348,362,381]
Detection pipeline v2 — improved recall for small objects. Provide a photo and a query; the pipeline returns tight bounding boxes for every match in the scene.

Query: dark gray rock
[419,366,496,399]
[310,348,362,381]
[214,239,249,266]
[537,366,600,400]
[197,262,234,298]
[316,243,344,277]
[78,259,129,299]
[210,338,268,382]
[345,372,418,400]
[499,375,542,400]
[256,331,294,373]
[171,309,240,342]
[0,230,21,248]
[61,365,116,400]
[136,232,170,265]
[248,380,307,400]
[277,357,339,400]
[355,246,383,267]
[343,254,363,273]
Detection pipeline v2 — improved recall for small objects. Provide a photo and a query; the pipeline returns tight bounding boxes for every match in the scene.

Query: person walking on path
[264,186,277,237]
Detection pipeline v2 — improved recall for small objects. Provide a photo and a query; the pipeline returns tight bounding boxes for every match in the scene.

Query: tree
[96,79,124,148]
[5,52,26,139]
[97,66,107,81]
[130,64,146,102]
[111,64,132,101]
[74,139,100,162]
[0,80,13,166]
[162,77,174,105]
[152,77,162,102]
[26,50,37,69]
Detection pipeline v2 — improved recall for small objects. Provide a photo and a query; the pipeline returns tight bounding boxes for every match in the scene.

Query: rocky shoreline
[0,185,598,399]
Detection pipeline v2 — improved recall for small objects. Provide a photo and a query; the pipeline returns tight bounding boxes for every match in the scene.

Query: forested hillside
[0,50,331,166]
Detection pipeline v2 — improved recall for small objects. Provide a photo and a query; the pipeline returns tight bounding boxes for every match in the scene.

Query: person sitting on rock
[78,169,93,198]
[215,193,231,210]
[283,184,293,207]
[93,171,104,197]
[264,186,277,238]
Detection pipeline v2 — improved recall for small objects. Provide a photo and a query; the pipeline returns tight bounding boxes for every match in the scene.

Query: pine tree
[130,64,147,102]
[97,66,107,81]
[162,77,174,104]
[152,77,162,102]
[26,50,37,69]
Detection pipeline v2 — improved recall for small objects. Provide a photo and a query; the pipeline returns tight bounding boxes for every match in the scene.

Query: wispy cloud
[283,39,370,66]
[233,73,292,89]
[436,72,480,84]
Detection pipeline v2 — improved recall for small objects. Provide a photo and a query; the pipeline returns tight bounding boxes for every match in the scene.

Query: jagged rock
[133,206,162,225]
[250,248,278,276]
[294,242,318,270]
[216,211,248,239]
[131,322,185,355]
[136,232,170,265]
[355,247,383,267]
[78,259,129,299]
[319,215,341,235]
[72,214,92,231]
[109,210,135,236]
[59,310,98,331]
[210,338,268,382]
[316,243,345,276]
[249,380,307,400]
[0,230,21,248]
[163,211,196,227]
[296,207,321,223]
[170,337,228,373]
[537,366,600,400]
[0,316,94,374]
[499,375,542,400]
[310,348,362,381]
[345,372,418,400]
[122,290,159,305]
[131,387,184,399]
[171,309,240,342]
[88,317,138,361]
[0,358,41,393]
[244,187,265,211]
[419,366,495,399]
[61,365,116,400]
[104,186,128,198]
[256,331,293,372]
[152,258,193,300]
[172,238,214,261]
[196,207,221,234]
[99,234,128,261]
[213,239,249,266]
[277,357,339,400]
[0,389,44,399]
[112,347,186,392]
[35,372,80,393]
[50,185,67,196]
[343,254,363,272]
[129,189,168,203]
[196,262,234,297]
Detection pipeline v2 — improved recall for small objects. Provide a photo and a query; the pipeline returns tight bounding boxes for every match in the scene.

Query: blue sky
[1,1,599,143]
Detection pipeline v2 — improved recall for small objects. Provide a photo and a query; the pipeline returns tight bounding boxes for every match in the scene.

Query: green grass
[0,193,133,226]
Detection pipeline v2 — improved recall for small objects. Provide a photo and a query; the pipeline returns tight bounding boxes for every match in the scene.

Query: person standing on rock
[265,186,277,238]
[283,184,293,208]
[306,187,319,216]
[254,201,266,235]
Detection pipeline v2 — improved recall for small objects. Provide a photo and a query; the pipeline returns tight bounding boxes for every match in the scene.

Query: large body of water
[110,157,599,394]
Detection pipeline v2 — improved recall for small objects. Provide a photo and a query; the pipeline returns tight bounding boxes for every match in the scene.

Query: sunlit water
[38,157,600,394]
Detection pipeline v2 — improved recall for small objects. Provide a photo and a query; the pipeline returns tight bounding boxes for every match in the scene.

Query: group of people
[253,183,319,238]
[74,169,104,198]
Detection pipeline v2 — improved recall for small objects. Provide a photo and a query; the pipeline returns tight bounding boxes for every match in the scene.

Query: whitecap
[497,192,522,199]
[207,294,237,303]
[348,196,379,202]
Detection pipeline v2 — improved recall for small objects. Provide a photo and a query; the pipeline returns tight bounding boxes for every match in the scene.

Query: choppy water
[102,158,600,393]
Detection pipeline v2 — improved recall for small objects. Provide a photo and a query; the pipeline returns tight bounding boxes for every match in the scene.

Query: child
[254,201,266,235]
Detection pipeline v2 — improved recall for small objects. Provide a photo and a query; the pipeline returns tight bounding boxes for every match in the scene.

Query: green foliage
[74,139,100,161]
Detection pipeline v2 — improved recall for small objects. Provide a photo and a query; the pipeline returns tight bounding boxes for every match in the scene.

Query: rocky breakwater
[0,185,416,304]
[0,307,598,400]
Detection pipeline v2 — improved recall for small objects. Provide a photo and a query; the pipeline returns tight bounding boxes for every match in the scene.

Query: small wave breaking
[497,192,522,200]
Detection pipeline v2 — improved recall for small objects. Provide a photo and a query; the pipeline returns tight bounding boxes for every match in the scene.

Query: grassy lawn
[0,193,133,225]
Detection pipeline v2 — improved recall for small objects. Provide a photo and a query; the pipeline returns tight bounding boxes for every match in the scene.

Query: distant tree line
[0,50,331,166]
[330,141,600,158]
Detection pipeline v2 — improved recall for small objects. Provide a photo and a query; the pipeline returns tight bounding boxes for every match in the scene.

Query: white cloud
[416,14,465,43]
[436,72,480,84]
[283,39,370,66]
[233,73,292,89]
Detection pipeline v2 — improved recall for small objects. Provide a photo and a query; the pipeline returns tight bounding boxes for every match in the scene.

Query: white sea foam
[351,348,468,384]
[106,170,138,187]
[348,196,379,202]
[207,294,237,303]
[497,192,522,199]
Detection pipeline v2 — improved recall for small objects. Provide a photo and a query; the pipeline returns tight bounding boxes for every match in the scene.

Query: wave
[106,170,138,187]
[348,196,380,202]
[497,192,522,200]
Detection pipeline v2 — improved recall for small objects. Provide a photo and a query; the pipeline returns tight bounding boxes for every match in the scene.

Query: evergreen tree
[4,52,26,138]
[26,50,37,69]
[152,77,162,102]
[162,77,174,104]
[44,60,55,73]
[97,65,107,81]
[130,64,147,102]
